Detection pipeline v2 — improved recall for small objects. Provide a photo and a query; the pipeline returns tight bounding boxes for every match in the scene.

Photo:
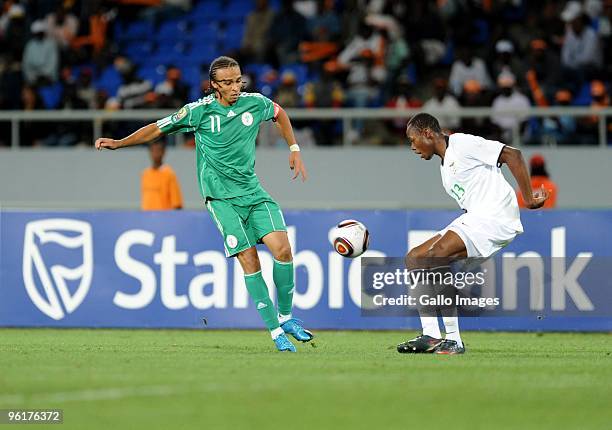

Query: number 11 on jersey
[210,115,221,133]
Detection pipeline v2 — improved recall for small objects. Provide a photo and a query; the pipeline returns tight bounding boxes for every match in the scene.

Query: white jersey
[440,133,523,234]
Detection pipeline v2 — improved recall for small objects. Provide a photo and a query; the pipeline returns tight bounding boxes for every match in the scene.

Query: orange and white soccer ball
[330,219,370,258]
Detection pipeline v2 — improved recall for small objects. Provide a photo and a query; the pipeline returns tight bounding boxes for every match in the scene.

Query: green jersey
[156,92,278,199]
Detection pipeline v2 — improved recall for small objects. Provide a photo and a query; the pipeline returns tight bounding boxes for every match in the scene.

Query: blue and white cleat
[274,333,297,352]
[281,318,314,343]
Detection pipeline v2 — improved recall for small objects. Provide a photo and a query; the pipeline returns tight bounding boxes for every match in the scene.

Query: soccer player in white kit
[398,113,549,355]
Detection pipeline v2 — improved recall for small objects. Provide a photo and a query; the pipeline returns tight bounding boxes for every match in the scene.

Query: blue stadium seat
[190,84,203,101]
[181,66,202,88]
[39,83,63,109]
[122,40,155,60]
[117,20,154,41]
[156,18,192,41]
[218,22,244,50]
[192,0,224,19]
[138,65,166,86]
[573,83,592,106]
[95,66,122,97]
[472,19,489,45]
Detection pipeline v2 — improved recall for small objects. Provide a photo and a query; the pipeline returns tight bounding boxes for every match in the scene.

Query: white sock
[278,313,292,325]
[420,315,441,339]
[443,316,463,347]
[270,327,284,340]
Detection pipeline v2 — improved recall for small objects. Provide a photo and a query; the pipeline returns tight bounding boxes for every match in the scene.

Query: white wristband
[289,144,300,152]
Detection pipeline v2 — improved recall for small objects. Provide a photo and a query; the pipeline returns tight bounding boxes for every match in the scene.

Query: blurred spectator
[275,71,301,108]
[140,0,192,27]
[536,89,578,146]
[268,0,308,66]
[303,66,344,108]
[422,77,460,131]
[112,58,153,109]
[459,79,501,140]
[141,140,183,211]
[303,65,344,146]
[154,66,189,108]
[490,39,524,88]
[577,80,610,145]
[308,0,340,42]
[517,154,557,208]
[449,46,492,96]
[385,76,422,135]
[336,21,386,84]
[525,39,562,106]
[60,69,88,110]
[0,54,23,109]
[241,0,274,62]
[75,67,97,109]
[561,1,602,90]
[71,4,113,57]
[398,0,445,77]
[491,72,531,142]
[19,85,48,146]
[0,3,27,61]
[45,4,79,50]
[22,20,59,85]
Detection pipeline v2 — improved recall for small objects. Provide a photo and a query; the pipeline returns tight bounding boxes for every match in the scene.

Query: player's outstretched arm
[499,146,549,209]
[95,123,163,150]
[275,106,308,181]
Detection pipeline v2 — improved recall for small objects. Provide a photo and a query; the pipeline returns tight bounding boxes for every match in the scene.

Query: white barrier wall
[0,147,611,209]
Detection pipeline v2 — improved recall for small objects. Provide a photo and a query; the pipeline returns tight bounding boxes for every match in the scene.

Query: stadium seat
[115,20,154,41]
[138,65,166,86]
[95,66,122,97]
[573,83,592,106]
[122,40,155,60]
[181,66,202,88]
[192,0,224,19]
[156,19,192,41]
[39,83,63,109]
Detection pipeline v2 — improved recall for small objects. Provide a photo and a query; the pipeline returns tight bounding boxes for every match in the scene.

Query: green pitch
[1,329,610,430]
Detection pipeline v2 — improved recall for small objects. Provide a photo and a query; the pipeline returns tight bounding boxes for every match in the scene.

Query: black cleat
[434,339,466,355]
[397,335,443,354]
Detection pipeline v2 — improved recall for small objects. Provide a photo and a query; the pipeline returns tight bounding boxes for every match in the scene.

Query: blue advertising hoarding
[1,210,611,331]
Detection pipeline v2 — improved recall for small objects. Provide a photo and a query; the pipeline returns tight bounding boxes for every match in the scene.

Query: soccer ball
[330,219,370,258]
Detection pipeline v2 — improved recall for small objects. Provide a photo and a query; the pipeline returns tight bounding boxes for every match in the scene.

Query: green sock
[274,259,294,316]
[244,271,279,331]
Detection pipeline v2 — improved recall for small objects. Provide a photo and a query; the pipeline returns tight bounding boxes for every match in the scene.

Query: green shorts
[205,189,287,257]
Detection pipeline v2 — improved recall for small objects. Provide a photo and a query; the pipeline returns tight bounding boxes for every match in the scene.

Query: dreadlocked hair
[406,113,442,134]
[205,56,240,96]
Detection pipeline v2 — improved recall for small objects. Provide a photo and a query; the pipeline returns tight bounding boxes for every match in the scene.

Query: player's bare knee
[274,243,292,263]
[237,248,261,273]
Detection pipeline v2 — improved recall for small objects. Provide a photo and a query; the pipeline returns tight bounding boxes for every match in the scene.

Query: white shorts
[437,212,522,259]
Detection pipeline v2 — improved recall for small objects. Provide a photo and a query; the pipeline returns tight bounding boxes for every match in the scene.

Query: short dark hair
[209,56,240,81]
[406,113,442,133]
[149,139,166,150]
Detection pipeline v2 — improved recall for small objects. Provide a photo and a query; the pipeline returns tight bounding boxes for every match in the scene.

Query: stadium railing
[0,107,610,148]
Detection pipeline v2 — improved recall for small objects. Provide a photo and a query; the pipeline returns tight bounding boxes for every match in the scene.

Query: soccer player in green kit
[95,56,312,352]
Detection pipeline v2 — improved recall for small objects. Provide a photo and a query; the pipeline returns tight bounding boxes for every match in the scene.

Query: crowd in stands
[0,0,610,147]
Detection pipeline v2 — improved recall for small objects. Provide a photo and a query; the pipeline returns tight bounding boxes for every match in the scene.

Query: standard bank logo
[22,219,93,320]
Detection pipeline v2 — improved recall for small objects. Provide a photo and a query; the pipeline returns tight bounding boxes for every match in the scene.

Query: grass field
[1,329,611,430]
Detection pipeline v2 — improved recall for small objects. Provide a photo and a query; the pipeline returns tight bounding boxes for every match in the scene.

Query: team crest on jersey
[226,235,238,249]
[241,112,253,126]
[172,107,187,122]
